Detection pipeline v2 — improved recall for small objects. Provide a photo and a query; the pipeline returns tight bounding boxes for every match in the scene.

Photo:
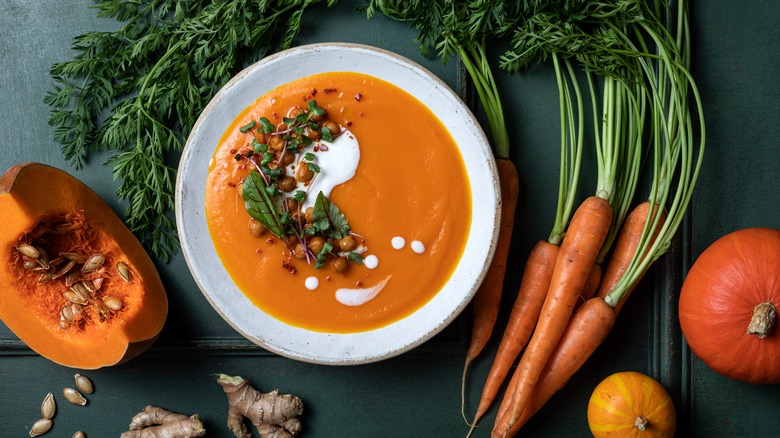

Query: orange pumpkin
[0,163,168,369]
[587,371,676,438]
[679,227,780,384]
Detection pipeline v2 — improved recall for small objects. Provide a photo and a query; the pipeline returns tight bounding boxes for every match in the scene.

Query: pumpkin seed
[63,290,88,306]
[74,374,94,394]
[72,432,86,438]
[29,418,52,437]
[38,271,54,284]
[17,243,40,259]
[61,252,87,264]
[58,319,70,329]
[35,247,51,269]
[63,387,87,406]
[41,392,56,420]
[92,277,104,290]
[81,254,105,273]
[60,305,74,323]
[51,260,76,281]
[102,296,123,312]
[64,271,80,288]
[81,279,95,295]
[24,260,38,270]
[117,261,132,282]
[49,256,63,267]
[70,303,83,317]
[71,282,92,301]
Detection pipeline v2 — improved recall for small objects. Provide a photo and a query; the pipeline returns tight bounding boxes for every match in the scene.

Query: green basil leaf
[312,191,351,240]
[241,170,285,238]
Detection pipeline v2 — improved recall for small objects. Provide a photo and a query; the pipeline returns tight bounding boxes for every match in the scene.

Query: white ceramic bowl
[176,43,500,365]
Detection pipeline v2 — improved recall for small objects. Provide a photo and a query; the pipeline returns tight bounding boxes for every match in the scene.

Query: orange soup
[205,72,471,333]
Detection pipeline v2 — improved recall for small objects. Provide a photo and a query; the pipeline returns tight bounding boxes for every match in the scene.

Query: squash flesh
[0,163,167,369]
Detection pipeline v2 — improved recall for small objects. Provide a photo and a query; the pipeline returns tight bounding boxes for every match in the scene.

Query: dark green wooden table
[1,1,778,436]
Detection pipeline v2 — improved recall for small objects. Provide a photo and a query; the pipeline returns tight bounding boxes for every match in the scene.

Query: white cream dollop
[363,254,379,269]
[335,275,392,307]
[411,240,426,254]
[290,129,360,210]
[304,276,319,290]
[391,236,406,250]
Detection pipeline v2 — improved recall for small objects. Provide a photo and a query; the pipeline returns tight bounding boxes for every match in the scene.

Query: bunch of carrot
[460,1,706,437]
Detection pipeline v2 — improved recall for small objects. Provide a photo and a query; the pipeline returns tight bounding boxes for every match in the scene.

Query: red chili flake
[273,112,280,119]
[346,121,353,127]
[311,88,318,96]
[256,248,262,254]
[302,95,309,101]
[358,112,364,117]
[354,93,363,101]
[325,276,331,281]
[323,88,337,94]
[319,145,329,152]
[238,164,246,170]
[227,181,236,188]
[229,148,237,154]
[313,145,320,152]
[356,281,364,287]
[266,238,276,245]
[282,260,297,274]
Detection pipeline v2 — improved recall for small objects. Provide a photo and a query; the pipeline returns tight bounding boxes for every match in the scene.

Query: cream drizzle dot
[304,276,319,290]
[411,240,426,254]
[364,254,379,269]
[391,236,406,250]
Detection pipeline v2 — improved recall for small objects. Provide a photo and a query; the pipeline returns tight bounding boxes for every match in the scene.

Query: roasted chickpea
[307,236,326,254]
[330,256,349,274]
[338,235,358,252]
[310,108,326,123]
[248,218,267,237]
[268,135,285,152]
[278,151,295,166]
[278,176,297,192]
[288,107,306,118]
[307,127,322,141]
[304,207,315,223]
[293,243,307,259]
[322,120,341,136]
[285,198,299,212]
[296,162,315,182]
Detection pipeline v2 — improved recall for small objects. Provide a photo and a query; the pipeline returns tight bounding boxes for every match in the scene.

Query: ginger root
[216,374,304,438]
[120,405,205,438]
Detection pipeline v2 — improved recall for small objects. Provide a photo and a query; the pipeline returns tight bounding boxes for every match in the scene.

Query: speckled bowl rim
[175,42,500,365]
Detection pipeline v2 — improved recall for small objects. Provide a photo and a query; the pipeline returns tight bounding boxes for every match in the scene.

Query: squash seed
[61,252,87,264]
[24,260,38,270]
[60,305,74,323]
[63,290,88,306]
[117,261,132,282]
[17,243,40,259]
[38,271,54,284]
[35,247,50,269]
[72,432,86,438]
[29,418,52,437]
[41,392,56,420]
[74,373,94,394]
[51,260,76,281]
[102,295,123,312]
[92,277,104,291]
[63,387,87,406]
[71,282,92,301]
[81,254,105,273]
[58,319,70,329]
[64,271,80,288]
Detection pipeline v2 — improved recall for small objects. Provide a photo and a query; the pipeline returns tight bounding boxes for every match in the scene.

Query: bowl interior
[176,43,499,365]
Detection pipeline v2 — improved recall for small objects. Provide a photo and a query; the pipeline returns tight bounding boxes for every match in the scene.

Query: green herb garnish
[44,0,336,262]
[313,191,351,240]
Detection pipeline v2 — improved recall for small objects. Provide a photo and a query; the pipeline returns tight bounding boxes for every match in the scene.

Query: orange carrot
[575,262,602,309]
[596,201,665,314]
[461,159,519,419]
[500,195,612,435]
[465,240,558,436]
[494,297,616,437]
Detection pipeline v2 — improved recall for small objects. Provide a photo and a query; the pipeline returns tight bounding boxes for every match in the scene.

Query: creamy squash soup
[205,72,471,333]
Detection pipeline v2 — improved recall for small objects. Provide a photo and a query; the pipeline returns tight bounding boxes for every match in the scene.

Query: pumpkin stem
[747,302,776,339]
[634,416,649,431]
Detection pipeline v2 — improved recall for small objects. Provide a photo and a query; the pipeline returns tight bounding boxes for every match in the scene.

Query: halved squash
[0,163,167,369]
